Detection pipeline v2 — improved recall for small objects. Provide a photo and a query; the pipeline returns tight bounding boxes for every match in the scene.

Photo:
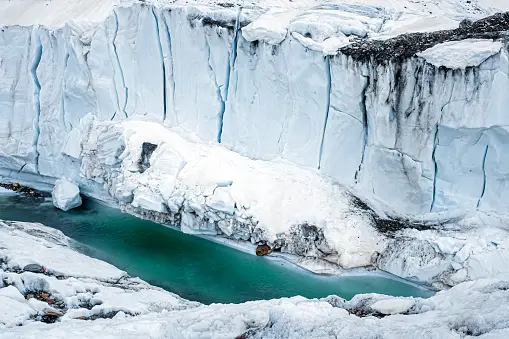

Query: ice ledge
[2,0,509,54]
[417,39,503,69]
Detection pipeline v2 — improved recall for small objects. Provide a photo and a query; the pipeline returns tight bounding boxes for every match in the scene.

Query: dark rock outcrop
[341,12,509,63]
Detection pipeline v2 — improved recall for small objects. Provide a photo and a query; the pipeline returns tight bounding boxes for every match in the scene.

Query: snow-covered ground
[0,220,197,329]
[2,220,509,338]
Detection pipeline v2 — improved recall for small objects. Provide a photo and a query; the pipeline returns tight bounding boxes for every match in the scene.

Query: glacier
[2,0,509,289]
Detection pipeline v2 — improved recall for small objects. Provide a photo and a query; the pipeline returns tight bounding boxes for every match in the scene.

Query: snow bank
[417,39,503,69]
[2,220,509,338]
[76,116,385,270]
[52,179,82,211]
[0,221,122,280]
[0,220,197,329]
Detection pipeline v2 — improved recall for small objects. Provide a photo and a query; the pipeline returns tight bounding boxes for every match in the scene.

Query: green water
[0,194,433,304]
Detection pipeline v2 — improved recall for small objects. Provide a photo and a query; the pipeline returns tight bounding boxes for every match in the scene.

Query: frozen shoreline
[1,220,509,338]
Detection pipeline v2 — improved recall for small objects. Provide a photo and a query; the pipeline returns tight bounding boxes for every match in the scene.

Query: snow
[52,179,82,211]
[76,117,385,268]
[0,220,197,330]
[370,298,415,315]
[3,220,509,338]
[417,39,504,69]
[0,221,124,281]
[0,221,509,338]
[242,9,300,44]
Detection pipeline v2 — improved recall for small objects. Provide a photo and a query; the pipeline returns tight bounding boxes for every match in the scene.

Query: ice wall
[1,3,509,219]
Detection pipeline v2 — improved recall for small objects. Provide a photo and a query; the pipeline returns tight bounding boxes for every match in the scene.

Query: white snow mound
[417,39,503,69]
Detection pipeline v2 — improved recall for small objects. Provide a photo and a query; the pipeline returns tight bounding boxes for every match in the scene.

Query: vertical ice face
[160,6,238,142]
[350,53,509,215]
[222,35,329,167]
[0,3,509,218]
[319,55,368,186]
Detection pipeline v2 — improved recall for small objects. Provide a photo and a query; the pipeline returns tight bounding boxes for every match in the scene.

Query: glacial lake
[0,193,434,304]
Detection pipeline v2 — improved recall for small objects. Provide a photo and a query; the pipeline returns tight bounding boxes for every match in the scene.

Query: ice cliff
[2,0,509,287]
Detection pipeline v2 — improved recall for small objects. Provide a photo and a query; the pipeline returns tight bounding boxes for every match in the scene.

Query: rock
[342,12,509,63]
[138,142,158,172]
[39,292,50,299]
[23,263,45,273]
[75,316,87,320]
[459,18,473,29]
[0,183,44,197]
[371,298,415,315]
[52,179,82,211]
[44,308,64,317]
[256,244,272,256]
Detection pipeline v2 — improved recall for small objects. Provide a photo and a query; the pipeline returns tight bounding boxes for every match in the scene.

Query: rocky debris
[349,195,433,235]
[459,18,473,29]
[24,290,64,309]
[52,179,82,211]
[347,308,385,318]
[40,308,64,324]
[87,310,134,321]
[274,224,335,257]
[255,244,272,256]
[341,12,509,63]
[44,308,63,317]
[0,183,44,197]
[138,142,158,173]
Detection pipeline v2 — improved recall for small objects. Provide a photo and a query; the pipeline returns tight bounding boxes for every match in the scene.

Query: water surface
[0,194,434,304]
